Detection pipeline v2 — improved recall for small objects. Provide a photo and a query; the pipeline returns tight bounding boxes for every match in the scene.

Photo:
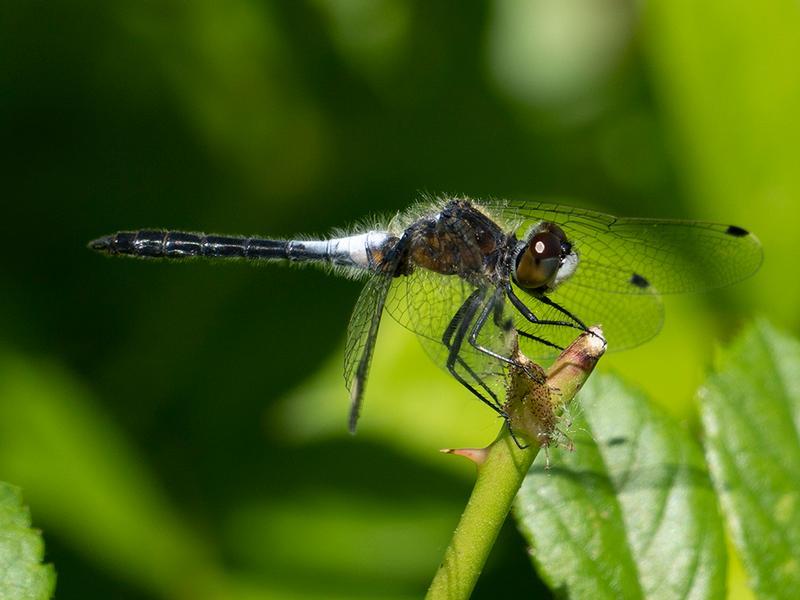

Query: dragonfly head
[512,222,577,292]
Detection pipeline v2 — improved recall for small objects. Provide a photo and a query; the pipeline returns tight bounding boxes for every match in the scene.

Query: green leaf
[0,482,55,600]
[700,320,800,599]
[515,374,726,599]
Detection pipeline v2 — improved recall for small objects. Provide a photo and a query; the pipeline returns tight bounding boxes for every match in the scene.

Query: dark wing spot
[726,225,749,237]
[606,436,628,447]
[630,273,650,288]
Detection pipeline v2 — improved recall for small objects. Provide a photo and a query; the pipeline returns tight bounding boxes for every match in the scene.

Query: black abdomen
[89,230,289,260]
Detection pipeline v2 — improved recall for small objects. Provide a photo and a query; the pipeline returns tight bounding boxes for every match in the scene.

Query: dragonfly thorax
[397,200,508,280]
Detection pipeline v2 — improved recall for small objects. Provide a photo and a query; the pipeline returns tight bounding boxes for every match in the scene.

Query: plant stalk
[426,327,606,600]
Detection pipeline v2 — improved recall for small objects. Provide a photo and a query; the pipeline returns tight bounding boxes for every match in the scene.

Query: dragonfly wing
[385,267,478,344]
[512,275,664,359]
[486,200,763,294]
[385,270,516,402]
[343,273,394,432]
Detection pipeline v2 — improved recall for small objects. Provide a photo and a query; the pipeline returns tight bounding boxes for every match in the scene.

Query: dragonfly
[89,196,763,432]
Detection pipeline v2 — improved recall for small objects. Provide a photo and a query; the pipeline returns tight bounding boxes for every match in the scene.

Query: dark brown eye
[546,223,567,244]
[514,231,561,289]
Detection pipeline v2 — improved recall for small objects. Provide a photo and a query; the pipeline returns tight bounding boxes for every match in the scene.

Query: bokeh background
[2,1,798,598]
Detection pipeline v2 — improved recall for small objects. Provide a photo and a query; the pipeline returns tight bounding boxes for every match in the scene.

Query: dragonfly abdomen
[89,229,394,271]
[89,230,291,260]
[296,232,393,269]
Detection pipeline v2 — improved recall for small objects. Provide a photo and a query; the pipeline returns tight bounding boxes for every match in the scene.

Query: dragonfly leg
[469,289,549,386]
[443,289,506,414]
[506,285,586,331]
[492,293,514,332]
[516,329,564,352]
[463,297,533,450]
[508,428,530,450]
[533,292,589,331]
[468,288,522,368]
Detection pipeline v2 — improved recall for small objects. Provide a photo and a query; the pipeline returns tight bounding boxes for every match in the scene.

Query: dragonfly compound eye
[515,231,562,290]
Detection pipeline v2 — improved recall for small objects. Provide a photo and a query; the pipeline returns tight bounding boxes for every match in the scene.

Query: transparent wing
[512,279,664,360]
[487,200,763,294]
[385,270,516,401]
[343,273,394,432]
[384,259,661,366]
[385,267,478,348]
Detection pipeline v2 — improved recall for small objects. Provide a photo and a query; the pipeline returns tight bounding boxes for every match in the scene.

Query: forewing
[488,200,763,294]
[343,273,393,432]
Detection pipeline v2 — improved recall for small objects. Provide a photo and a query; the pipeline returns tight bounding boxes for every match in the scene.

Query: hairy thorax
[400,200,508,280]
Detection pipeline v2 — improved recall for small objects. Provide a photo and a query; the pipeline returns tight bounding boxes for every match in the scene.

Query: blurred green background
[1,1,798,598]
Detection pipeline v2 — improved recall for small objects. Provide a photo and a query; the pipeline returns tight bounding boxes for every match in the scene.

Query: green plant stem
[426,328,605,600]
[427,428,536,599]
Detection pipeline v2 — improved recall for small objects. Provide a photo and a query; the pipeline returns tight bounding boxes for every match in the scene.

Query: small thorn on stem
[440,447,490,466]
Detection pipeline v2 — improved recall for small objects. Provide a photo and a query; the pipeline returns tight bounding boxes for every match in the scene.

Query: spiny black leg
[441,290,473,347]
[468,290,549,445]
[507,426,530,450]
[446,363,498,413]
[468,288,520,368]
[469,288,563,379]
[533,293,589,331]
[456,358,501,407]
[445,290,506,416]
[517,329,564,352]
[442,290,501,407]
[506,285,585,331]
[492,293,514,332]
[484,291,561,355]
